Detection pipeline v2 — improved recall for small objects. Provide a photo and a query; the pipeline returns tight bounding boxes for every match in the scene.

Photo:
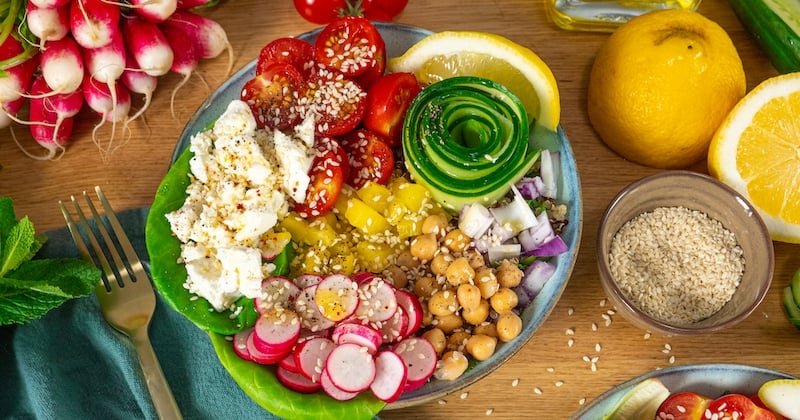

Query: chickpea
[445,257,475,287]
[422,328,447,355]
[410,233,438,261]
[466,334,498,361]
[473,322,497,338]
[428,289,459,317]
[421,303,435,327]
[395,250,420,270]
[461,298,490,325]
[496,259,523,288]
[456,283,482,311]
[383,264,408,289]
[446,330,472,352]
[463,248,486,269]
[434,351,469,380]
[430,253,453,277]
[422,213,448,239]
[434,313,463,334]
[496,311,523,342]
[490,287,519,314]
[443,228,470,253]
[413,275,438,299]
[475,267,499,299]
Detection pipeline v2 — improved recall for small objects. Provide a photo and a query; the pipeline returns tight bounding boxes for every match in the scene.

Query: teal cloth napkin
[0,207,281,420]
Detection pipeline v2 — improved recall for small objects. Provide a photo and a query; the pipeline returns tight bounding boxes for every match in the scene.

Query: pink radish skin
[392,337,437,392]
[332,322,382,354]
[0,97,26,129]
[278,353,300,373]
[30,0,69,8]
[379,305,409,344]
[159,22,200,118]
[255,276,300,314]
[129,0,177,23]
[394,289,424,337]
[232,328,252,361]
[252,309,301,355]
[83,31,126,84]
[40,36,84,94]
[355,277,398,323]
[82,75,131,159]
[121,16,173,77]
[26,2,70,47]
[294,336,335,383]
[0,55,39,103]
[70,0,121,49]
[120,50,158,126]
[245,330,288,365]
[27,95,74,161]
[277,366,322,394]
[295,284,335,332]
[163,10,233,74]
[320,369,359,401]
[315,274,359,322]
[370,351,408,403]
[351,271,376,285]
[325,342,376,393]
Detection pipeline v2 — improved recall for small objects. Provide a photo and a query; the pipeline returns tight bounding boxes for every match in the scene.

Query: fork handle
[132,328,184,420]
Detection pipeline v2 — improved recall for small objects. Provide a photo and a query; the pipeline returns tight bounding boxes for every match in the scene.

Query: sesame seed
[534,387,543,395]
[460,392,469,399]
[512,379,520,387]
[555,380,564,387]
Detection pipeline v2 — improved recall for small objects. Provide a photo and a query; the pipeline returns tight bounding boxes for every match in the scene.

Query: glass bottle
[545,0,703,32]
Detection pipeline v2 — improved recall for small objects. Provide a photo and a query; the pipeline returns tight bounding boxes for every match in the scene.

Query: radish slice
[255,276,300,314]
[355,277,398,323]
[325,343,376,393]
[332,322,382,354]
[232,328,252,361]
[320,369,359,401]
[279,352,300,373]
[315,274,359,322]
[392,337,437,391]
[394,290,423,337]
[351,271,376,285]
[379,305,409,344]
[245,330,287,365]
[295,284,336,332]
[370,350,408,403]
[293,336,335,383]
[294,273,323,289]
[252,309,301,355]
[277,365,322,394]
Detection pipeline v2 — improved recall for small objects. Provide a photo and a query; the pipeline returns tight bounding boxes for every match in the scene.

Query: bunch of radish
[0,0,231,160]
[232,272,437,402]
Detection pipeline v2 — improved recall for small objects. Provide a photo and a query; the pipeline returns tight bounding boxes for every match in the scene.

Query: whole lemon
[587,9,746,169]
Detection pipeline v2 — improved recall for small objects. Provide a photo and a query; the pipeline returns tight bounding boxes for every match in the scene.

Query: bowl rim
[595,170,774,335]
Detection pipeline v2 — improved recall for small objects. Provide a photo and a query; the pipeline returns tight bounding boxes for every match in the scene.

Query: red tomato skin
[656,391,712,420]
[292,0,346,24]
[314,16,386,78]
[241,62,304,130]
[369,0,408,17]
[302,65,368,137]
[363,72,421,147]
[294,147,346,218]
[256,37,315,79]
[340,128,395,188]
[707,394,778,420]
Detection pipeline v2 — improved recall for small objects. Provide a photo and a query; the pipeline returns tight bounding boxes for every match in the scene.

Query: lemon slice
[603,378,670,420]
[708,72,800,243]
[387,31,560,131]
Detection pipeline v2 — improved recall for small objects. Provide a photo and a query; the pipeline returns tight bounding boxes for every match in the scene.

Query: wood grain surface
[1,1,796,418]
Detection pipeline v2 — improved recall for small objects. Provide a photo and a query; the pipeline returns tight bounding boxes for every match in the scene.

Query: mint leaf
[0,259,100,325]
[0,216,36,277]
[0,197,16,235]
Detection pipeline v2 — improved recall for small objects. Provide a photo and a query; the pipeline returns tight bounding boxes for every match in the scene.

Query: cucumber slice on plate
[602,377,670,420]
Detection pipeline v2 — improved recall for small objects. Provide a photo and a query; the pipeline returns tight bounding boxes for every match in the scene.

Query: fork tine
[60,196,121,291]
[81,189,135,288]
[93,186,148,284]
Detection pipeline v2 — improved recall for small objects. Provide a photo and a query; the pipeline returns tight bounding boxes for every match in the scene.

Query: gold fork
[59,186,182,420]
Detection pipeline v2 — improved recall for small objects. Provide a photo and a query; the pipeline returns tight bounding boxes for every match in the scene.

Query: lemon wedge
[708,72,800,243]
[603,377,670,419]
[387,31,560,131]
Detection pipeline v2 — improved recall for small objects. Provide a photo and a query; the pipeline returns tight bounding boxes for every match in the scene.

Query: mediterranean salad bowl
[145,21,582,419]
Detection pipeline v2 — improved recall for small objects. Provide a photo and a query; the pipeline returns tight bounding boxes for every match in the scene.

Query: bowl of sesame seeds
[596,170,773,336]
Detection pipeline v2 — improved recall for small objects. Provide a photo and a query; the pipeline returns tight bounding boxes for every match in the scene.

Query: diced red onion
[521,260,556,299]
[518,211,555,251]
[516,176,545,200]
[522,235,568,257]
[489,185,538,235]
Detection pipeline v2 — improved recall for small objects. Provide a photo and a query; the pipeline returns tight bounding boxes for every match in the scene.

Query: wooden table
[1,0,797,418]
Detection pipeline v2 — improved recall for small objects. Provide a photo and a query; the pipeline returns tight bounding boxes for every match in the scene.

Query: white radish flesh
[40,36,84,94]
[370,351,408,403]
[320,369,359,401]
[121,16,173,77]
[30,0,69,8]
[120,51,158,126]
[355,277,398,323]
[315,274,359,322]
[245,330,287,365]
[332,322,382,354]
[26,2,70,47]
[325,342,376,393]
[295,284,335,332]
[379,305,408,344]
[232,328,252,361]
[255,276,300,314]
[70,0,121,49]
[277,365,322,394]
[293,274,323,289]
[83,32,126,84]
[394,289,424,337]
[129,0,177,23]
[293,336,335,383]
[0,97,26,129]
[0,55,39,103]
[252,309,301,355]
[392,337,437,391]
[163,10,233,74]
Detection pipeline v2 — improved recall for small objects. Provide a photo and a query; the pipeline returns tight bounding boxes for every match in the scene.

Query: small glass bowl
[596,171,774,336]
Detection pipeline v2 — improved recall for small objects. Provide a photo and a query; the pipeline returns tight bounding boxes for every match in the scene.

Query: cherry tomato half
[292,0,347,24]
[314,16,386,78]
[656,392,711,420]
[368,0,407,17]
[294,143,347,218]
[256,37,315,79]
[301,65,367,136]
[241,61,303,130]
[363,72,421,147]
[340,128,395,188]
[707,394,778,420]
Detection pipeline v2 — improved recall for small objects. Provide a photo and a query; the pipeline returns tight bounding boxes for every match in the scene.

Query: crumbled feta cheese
[167,100,316,311]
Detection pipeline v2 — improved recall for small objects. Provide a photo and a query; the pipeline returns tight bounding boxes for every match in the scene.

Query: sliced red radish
[320,369,359,401]
[232,328,253,361]
[314,274,359,322]
[255,276,300,314]
[293,336,335,383]
[295,284,336,332]
[351,271,376,285]
[332,321,382,354]
[355,277,398,323]
[277,365,322,394]
[395,289,424,337]
[245,330,287,365]
[370,350,408,403]
[392,337,437,392]
[379,305,408,344]
[252,309,301,355]
[279,352,300,373]
[325,343,376,393]
[294,273,323,289]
